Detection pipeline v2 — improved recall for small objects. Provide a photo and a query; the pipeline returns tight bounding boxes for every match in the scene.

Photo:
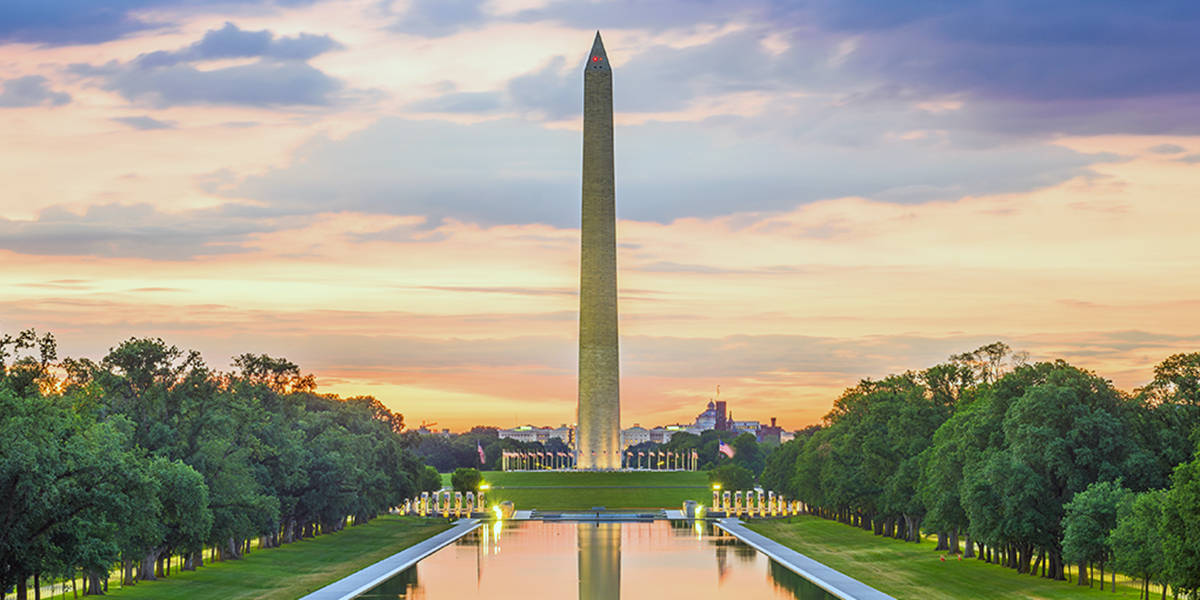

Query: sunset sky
[3,1,1200,431]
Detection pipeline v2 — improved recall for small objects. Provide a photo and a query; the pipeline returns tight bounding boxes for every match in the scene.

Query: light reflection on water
[357,520,836,599]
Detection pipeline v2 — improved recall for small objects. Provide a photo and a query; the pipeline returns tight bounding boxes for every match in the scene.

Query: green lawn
[46,516,450,600]
[749,516,1157,600]
[482,470,707,487]
[473,470,711,510]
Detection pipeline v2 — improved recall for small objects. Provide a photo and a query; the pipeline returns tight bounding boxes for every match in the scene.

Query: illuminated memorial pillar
[576,31,621,470]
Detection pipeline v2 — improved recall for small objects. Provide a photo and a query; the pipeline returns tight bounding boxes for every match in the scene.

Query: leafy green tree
[1062,481,1129,589]
[1141,352,1200,407]
[451,468,483,493]
[732,432,765,475]
[918,404,978,554]
[0,390,147,596]
[708,463,754,491]
[1110,490,1167,600]
[418,465,443,492]
[997,363,1143,579]
[2,331,438,597]
[760,437,803,498]
[1162,450,1200,596]
[1135,353,1200,489]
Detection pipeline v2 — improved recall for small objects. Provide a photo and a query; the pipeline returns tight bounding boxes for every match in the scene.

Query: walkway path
[299,518,480,600]
[716,518,895,600]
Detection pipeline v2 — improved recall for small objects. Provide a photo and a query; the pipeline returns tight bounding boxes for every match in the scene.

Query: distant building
[757,417,785,444]
[622,396,794,448]
[499,424,572,445]
[693,401,718,430]
[622,425,650,448]
[693,399,730,431]
[415,426,452,437]
[730,418,760,435]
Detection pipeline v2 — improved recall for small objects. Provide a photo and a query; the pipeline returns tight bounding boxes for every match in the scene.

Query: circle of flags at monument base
[497,449,701,471]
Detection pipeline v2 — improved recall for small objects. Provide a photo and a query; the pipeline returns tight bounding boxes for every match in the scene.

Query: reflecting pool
[357,520,836,599]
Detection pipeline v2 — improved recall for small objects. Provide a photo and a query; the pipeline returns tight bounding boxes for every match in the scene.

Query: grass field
[749,516,1158,600]
[441,470,712,510]
[43,516,450,600]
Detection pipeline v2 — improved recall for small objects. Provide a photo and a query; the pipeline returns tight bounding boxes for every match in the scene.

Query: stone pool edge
[714,518,896,600]
[298,518,481,600]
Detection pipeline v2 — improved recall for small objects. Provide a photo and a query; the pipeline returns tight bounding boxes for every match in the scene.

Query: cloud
[73,60,342,107]
[785,1,1200,134]
[69,22,344,107]
[0,203,277,258]
[414,30,798,119]
[138,21,343,66]
[232,115,1106,226]
[399,3,1200,137]
[387,0,758,37]
[389,0,488,37]
[1148,143,1185,154]
[111,115,175,129]
[0,75,70,107]
[0,1,328,46]
[234,118,580,225]
[407,89,503,113]
[0,0,167,45]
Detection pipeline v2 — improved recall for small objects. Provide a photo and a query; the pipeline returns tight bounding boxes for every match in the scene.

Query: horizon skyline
[4,1,1200,431]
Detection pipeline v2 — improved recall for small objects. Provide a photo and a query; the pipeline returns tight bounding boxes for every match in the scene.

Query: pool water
[357,520,836,599]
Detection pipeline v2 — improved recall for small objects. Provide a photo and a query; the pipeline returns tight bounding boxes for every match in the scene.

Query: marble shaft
[577,32,620,470]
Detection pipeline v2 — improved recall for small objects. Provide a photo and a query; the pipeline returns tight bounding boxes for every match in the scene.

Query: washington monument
[576,32,621,470]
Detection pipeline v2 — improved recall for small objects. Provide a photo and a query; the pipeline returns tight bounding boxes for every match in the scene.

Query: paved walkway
[299,519,480,600]
[716,518,895,600]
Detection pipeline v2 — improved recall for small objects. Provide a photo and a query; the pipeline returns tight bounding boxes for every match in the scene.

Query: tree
[949,341,1024,385]
[0,390,148,597]
[708,463,754,491]
[1,329,440,597]
[1110,490,1167,600]
[418,465,442,492]
[1162,449,1200,596]
[967,361,1147,579]
[1141,352,1200,407]
[1062,481,1129,589]
[760,437,803,498]
[451,468,483,493]
[731,432,766,475]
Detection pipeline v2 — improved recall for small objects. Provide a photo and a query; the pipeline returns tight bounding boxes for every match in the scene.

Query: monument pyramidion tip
[588,31,610,71]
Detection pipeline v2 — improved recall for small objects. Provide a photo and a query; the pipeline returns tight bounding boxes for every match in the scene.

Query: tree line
[0,330,440,599]
[760,343,1200,598]
[407,427,570,472]
[409,426,779,475]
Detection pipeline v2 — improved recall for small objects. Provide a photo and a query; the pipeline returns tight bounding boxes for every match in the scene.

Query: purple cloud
[0,75,70,107]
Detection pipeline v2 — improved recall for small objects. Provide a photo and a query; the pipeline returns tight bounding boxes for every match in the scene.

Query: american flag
[477,441,486,465]
[718,440,735,458]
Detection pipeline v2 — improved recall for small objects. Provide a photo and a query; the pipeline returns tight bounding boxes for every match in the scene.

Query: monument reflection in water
[358,520,834,599]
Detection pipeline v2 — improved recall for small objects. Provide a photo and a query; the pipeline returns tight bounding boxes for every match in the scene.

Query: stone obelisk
[576,31,620,470]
